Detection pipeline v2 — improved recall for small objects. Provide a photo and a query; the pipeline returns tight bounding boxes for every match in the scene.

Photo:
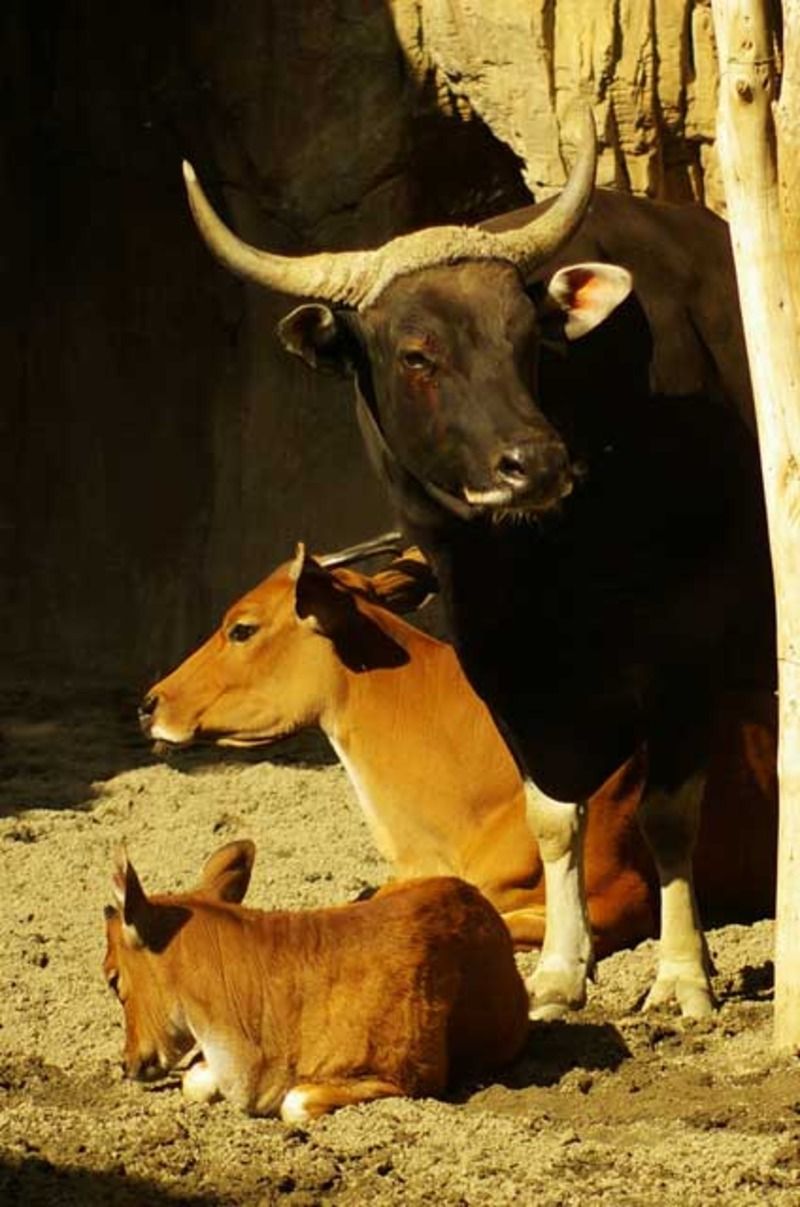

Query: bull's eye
[107,971,120,996]
[400,349,434,374]
[228,622,259,643]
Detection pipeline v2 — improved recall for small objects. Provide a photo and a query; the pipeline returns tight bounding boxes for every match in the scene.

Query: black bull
[182,164,775,1021]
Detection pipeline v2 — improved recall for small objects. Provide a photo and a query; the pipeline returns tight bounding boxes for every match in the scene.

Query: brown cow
[103,841,529,1120]
[140,546,777,958]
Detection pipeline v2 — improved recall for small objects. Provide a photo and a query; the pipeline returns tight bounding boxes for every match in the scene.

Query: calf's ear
[277,304,357,376]
[542,262,633,340]
[198,839,255,903]
[112,850,156,950]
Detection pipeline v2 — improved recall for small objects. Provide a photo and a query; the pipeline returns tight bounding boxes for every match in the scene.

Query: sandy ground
[1,676,800,1207]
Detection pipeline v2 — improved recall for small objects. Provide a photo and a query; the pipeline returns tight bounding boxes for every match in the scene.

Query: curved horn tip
[182,160,197,186]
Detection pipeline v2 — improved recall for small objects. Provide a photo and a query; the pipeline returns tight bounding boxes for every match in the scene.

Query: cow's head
[182,108,632,516]
[103,840,254,1081]
[139,545,408,748]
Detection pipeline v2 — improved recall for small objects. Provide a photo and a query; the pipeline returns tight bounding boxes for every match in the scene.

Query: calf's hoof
[182,1060,221,1104]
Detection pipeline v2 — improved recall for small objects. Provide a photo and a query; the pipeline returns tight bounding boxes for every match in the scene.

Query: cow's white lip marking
[149,722,195,747]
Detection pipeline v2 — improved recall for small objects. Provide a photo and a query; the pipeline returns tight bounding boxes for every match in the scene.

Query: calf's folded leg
[280,1078,405,1123]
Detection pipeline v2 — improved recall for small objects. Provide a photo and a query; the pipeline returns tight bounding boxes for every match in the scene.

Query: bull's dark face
[358,261,574,514]
[279,258,632,517]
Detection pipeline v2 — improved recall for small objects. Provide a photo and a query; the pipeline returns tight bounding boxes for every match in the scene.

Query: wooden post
[711,0,800,1052]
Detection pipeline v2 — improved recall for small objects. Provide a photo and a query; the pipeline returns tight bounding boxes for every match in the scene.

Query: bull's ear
[543,262,632,341]
[277,304,356,376]
[112,849,155,950]
[198,840,255,904]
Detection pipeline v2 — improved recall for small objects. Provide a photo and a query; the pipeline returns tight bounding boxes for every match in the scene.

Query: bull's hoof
[643,961,715,1019]
[526,962,589,1020]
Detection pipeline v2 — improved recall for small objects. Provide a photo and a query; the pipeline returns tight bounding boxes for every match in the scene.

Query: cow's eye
[107,972,120,996]
[228,622,259,643]
[400,349,434,373]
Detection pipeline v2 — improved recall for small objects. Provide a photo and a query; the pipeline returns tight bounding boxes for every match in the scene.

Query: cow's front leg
[637,771,714,1019]
[524,784,594,1019]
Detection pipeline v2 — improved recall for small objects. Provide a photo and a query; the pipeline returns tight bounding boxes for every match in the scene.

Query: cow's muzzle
[138,693,157,737]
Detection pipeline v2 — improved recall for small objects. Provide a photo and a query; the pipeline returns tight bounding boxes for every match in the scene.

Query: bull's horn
[182,106,596,309]
[492,104,597,279]
[181,162,374,307]
[317,531,405,569]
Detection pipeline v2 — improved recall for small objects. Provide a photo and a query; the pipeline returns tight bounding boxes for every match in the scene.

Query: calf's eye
[228,623,259,643]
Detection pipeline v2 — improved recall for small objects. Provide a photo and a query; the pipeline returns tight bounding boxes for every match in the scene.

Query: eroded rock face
[390,0,724,211]
[3,2,528,677]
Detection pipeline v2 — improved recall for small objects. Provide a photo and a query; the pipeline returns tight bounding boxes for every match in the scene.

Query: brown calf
[103,841,529,1120]
[141,547,777,957]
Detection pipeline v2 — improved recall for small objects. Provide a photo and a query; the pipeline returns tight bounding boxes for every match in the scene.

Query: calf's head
[103,840,254,1081]
[182,108,632,516]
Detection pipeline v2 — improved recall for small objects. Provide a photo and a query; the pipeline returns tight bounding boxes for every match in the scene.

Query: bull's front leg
[524,784,594,1019]
[637,771,714,1019]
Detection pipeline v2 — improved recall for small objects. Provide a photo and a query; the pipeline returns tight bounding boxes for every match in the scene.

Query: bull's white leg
[524,783,594,1020]
[637,771,714,1018]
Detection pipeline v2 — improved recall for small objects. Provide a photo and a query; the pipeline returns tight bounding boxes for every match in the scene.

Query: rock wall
[392,0,724,209]
[2,0,528,681]
[4,1,727,683]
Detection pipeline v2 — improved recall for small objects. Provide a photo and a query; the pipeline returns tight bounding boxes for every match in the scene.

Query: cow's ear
[543,262,633,341]
[112,849,156,950]
[291,543,354,636]
[198,840,255,904]
[277,304,357,376]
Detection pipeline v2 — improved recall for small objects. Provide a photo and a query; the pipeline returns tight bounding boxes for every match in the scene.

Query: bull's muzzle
[481,439,573,511]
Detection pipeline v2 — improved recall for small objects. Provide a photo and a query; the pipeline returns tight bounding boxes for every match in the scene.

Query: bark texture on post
[712,0,800,1052]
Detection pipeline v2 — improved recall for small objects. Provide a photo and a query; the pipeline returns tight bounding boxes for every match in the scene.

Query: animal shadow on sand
[0,680,158,818]
[452,1019,631,1103]
[0,1157,222,1207]
[0,677,336,819]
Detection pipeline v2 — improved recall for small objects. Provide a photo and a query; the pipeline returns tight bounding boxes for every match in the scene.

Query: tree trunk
[711,0,800,1052]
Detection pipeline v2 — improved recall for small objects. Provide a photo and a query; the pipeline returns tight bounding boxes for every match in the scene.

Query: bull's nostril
[138,694,157,719]
[495,448,531,487]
